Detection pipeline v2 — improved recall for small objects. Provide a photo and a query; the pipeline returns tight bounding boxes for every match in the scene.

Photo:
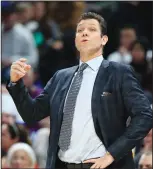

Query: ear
[101,35,108,46]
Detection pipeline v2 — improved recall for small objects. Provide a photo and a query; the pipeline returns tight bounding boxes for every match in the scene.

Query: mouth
[81,40,88,42]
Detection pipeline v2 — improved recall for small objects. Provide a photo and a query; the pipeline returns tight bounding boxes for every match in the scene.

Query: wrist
[106,151,114,162]
[10,78,17,83]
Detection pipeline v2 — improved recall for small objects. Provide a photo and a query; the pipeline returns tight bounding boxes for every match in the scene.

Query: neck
[80,49,102,62]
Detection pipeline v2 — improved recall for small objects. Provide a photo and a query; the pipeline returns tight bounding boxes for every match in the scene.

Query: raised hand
[10,58,31,82]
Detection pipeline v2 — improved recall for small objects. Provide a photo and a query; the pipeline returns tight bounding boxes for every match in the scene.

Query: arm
[107,66,152,161]
[6,74,56,124]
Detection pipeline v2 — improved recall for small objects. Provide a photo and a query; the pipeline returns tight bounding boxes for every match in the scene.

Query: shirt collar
[79,55,103,71]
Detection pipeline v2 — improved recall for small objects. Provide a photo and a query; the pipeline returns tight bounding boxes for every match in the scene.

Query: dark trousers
[55,157,92,169]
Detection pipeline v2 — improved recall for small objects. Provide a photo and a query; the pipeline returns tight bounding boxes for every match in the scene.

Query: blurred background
[1,1,152,169]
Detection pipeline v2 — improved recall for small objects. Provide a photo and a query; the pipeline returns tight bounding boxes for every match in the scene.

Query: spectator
[16,2,34,26]
[2,1,38,82]
[106,2,152,56]
[138,151,152,169]
[2,123,20,157]
[32,128,50,168]
[17,124,32,145]
[134,129,152,168]
[130,38,151,89]
[16,2,45,50]
[33,1,46,22]
[1,122,32,167]
[107,25,137,64]
[6,143,37,168]
[2,93,24,124]
[143,129,152,153]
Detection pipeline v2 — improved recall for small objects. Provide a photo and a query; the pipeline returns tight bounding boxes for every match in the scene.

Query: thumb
[24,65,31,72]
[83,159,96,163]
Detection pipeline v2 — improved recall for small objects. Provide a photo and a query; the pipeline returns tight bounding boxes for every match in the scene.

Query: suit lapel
[91,59,110,140]
[61,65,79,94]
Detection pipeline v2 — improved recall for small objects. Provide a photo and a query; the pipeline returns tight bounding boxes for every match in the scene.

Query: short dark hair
[77,12,107,36]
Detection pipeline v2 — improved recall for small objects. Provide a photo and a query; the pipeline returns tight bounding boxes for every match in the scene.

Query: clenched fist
[10,58,31,82]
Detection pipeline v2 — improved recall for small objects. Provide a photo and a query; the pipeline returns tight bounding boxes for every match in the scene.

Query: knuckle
[16,61,21,65]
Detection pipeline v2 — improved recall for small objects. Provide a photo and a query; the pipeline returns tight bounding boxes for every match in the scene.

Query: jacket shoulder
[58,65,78,75]
[108,61,132,73]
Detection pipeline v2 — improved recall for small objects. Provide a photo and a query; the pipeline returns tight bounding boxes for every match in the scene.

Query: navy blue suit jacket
[7,60,152,169]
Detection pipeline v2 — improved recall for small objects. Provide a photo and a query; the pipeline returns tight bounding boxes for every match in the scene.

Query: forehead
[13,149,28,156]
[121,28,136,35]
[77,19,100,28]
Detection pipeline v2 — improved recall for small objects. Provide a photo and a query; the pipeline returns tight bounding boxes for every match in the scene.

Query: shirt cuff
[8,81,17,87]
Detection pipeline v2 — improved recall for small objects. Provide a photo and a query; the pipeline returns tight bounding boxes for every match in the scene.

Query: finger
[19,58,27,62]
[91,163,98,169]
[11,65,26,74]
[12,69,25,77]
[12,61,27,68]
[83,159,96,163]
[99,165,104,169]
[96,164,101,169]
[24,64,31,71]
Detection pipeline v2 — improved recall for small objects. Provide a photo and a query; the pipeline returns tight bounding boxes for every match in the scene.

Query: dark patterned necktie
[59,63,88,151]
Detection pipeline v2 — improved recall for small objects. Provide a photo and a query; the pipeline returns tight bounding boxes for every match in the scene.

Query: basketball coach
[6,12,152,169]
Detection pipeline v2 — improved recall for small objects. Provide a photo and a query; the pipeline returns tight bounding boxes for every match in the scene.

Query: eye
[89,28,96,31]
[77,29,83,33]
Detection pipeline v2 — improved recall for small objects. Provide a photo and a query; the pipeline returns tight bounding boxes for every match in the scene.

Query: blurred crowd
[1,1,152,169]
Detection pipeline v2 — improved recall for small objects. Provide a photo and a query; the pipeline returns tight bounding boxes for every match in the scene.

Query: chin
[79,47,93,53]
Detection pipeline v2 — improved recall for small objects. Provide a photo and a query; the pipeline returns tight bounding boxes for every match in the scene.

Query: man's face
[120,28,136,49]
[139,154,152,169]
[75,19,107,54]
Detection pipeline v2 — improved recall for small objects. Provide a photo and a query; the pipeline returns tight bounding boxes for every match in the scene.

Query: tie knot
[78,63,88,72]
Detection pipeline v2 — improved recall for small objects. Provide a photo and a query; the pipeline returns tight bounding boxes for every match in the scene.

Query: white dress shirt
[58,55,107,163]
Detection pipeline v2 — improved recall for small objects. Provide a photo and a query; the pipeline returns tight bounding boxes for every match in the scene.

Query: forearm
[6,79,50,124]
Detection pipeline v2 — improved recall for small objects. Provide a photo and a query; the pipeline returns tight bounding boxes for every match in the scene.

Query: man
[6,12,152,169]
[138,151,152,169]
[2,2,38,67]
[2,1,38,83]
[107,25,137,64]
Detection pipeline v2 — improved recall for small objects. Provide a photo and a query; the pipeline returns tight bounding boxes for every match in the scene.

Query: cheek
[11,158,31,168]
[75,37,81,49]
[93,35,102,43]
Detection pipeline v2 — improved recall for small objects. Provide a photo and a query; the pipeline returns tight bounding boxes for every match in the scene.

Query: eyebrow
[77,23,96,27]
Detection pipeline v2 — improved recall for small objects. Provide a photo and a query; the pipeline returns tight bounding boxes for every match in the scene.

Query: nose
[14,158,22,167]
[82,29,88,37]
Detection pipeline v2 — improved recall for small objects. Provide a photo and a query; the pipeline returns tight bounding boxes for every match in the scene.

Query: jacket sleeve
[6,72,58,124]
[107,65,152,162]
